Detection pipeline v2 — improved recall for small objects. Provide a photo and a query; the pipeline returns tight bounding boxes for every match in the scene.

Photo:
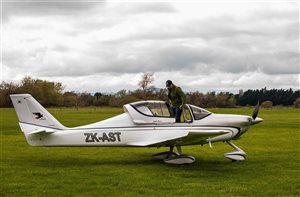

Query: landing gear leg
[224,141,246,162]
[152,146,178,160]
[176,145,182,155]
[170,145,174,155]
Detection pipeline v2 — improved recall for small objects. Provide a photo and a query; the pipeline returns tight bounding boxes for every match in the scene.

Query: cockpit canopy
[123,100,211,124]
[188,105,211,120]
[131,101,172,117]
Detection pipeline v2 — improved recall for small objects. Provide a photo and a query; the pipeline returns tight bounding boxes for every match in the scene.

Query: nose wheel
[224,141,246,162]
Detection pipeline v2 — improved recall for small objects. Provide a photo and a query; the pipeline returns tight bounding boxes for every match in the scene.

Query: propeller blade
[252,101,260,120]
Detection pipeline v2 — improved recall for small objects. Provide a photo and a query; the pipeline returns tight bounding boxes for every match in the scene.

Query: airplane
[10,94,263,165]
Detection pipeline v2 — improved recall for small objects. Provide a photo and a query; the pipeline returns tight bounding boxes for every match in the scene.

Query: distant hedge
[1,77,299,108]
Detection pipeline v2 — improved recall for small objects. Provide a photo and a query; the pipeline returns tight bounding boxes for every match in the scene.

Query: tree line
[237,88,299,106]
[0,76,299,108]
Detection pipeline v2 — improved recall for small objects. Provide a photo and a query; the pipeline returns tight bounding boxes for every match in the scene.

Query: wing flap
[178,130,229,145]
[127,132,189,146]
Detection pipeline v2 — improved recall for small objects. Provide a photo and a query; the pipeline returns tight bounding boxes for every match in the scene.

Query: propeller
[252,101,260,120]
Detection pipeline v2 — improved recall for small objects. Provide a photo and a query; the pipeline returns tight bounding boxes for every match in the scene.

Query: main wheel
[163,155,195,164]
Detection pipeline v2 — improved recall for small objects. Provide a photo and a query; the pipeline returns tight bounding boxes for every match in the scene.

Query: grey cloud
[3,2,299,83]
[11,36,297,78]
[120,15,264,42]
[216,52,299,75]
[252,3,298,21]
[52,44,71,52]
[2,1,175,25]
[3,1,103,21]
[119,5,298,43]
[59,2,176,37]
[116,3,176,14]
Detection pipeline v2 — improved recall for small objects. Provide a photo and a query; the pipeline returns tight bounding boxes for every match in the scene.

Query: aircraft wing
[128,130,229,146]
[176,130,229,145]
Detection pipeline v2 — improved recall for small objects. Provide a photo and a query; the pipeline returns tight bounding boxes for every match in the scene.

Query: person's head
[166,80,173,89]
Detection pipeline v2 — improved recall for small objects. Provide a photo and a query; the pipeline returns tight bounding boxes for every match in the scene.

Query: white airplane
[10,94,263,164]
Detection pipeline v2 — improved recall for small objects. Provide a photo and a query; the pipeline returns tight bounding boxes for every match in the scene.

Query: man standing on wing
[166,80,186,123]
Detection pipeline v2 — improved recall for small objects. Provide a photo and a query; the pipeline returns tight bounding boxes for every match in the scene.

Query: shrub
[261,100,273,108]
[294,97,300,108]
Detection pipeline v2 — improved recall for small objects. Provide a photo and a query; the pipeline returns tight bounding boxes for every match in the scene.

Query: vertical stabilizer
[10,94,66,132]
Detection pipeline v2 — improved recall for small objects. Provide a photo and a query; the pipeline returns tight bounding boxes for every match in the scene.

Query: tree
[187,91,204,107]
[18,77,64,107]
[77,92,93,107]
[0,82,19,107]
[138,72,154,91]
[115,89,127,98]
[0,77,64,107]
[63,92,77,107]
[236,88,300,106]
[94,92,103,99]
[294,97,300,108]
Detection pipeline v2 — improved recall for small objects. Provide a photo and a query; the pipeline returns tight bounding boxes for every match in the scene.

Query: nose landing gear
[224,141,246,162]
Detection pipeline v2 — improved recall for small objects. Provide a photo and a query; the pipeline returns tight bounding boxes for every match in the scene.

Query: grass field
[1,107,300,196]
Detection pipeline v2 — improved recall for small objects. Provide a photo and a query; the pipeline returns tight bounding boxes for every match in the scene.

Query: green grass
[1,107,300,196]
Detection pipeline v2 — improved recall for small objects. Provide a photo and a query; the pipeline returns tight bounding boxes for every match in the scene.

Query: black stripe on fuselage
[19,121,241,134]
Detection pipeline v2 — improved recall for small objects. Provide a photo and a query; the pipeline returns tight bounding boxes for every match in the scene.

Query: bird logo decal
[32,112,44,120]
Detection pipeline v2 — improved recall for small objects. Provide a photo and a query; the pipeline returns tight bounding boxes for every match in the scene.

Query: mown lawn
[1,107,299,196]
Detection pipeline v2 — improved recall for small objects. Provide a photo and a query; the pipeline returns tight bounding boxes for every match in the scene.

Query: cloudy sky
[1,1,299,93]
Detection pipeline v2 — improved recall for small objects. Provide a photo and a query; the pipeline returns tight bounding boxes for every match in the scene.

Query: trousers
[172,107,182,123]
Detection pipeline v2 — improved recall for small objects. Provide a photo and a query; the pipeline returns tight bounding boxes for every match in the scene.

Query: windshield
[189,105,211,120]
[132,102,172,117]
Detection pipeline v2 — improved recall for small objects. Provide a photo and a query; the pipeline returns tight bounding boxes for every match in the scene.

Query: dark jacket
[168,85,186,107]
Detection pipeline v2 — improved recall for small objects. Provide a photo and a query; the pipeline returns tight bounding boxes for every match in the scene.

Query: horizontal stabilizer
[27,129,56,135]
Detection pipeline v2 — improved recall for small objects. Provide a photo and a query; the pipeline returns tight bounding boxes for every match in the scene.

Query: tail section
[10,94,66,145]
